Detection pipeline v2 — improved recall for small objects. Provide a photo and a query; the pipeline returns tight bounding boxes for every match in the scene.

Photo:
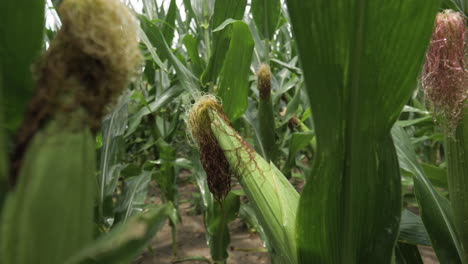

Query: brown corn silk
[257,64,271,100]
[187,96,233,202]
[422,10,468,131]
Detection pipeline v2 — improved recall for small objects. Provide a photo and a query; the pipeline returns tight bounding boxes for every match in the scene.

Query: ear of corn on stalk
[0,120,96,264]
[422,10,468,132]
[422,10,468,262]
[1,0,141,262]
[188,95,299,263]
[256,64,277,163]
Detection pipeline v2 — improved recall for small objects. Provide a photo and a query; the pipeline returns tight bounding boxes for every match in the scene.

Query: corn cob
[1,120,96,264]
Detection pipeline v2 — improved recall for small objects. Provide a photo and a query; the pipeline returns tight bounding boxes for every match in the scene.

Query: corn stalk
[447,108,468,262]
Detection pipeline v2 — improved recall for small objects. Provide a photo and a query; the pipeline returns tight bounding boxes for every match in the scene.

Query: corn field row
[0,0,467,263]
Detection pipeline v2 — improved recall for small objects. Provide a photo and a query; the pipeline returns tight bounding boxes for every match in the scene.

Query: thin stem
[446,106,468,263]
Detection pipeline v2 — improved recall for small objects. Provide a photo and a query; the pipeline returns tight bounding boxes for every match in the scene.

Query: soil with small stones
[134,172,439,264]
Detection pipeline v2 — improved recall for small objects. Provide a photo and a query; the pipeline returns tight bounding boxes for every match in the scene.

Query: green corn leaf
[399,209,431,246]
[0,0,45,132]
[285,0,440,263]
[125,84,184,137]
[216,21,254,121]
[162,0,177,46]
[0,121,96,264]
[392,125,463,263]
[251,0,281,40]
[201,0,247,86]
[65,204,176,264]
[418,163,448,189]
[153,138,177,204]
[209,111,299,264]
[99,99,128,217]
[284,131,314,178]
[182,34,205,78]
[115,170,152,223]
[139,16,199,94]
[0,66,7,208]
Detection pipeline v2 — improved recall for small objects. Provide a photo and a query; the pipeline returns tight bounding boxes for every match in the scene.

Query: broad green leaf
[162,0,177,45]
[0,0,45,132]
[182,0,196,22]
[65,204,175,264]
[212,18,238,32]
[138,26,167,72]
[284,131,314,178]
[139,16,199,94]
[421,163,448,189]
[396,116,433,128]
[271,58,302,76]
[286,0,440,263]
[190,0,214,25]
[216,21,254,121]
[182,34,204,78]
[201,0,247,86]
[282,86,302,123]
[0,121,95,264]
[248,19,267,64]
[125,84,184,137]
[289,132,314,158]
[251,0,281,40]
[99,100,128,210]
[152,139,177,204]
[0,66,7,207]
[392,125,463,263]
[399,209,431,246]
[442,0,465,13]
[115,170,151,223]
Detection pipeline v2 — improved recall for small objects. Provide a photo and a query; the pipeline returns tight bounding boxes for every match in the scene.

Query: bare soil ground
[134,173,269,264]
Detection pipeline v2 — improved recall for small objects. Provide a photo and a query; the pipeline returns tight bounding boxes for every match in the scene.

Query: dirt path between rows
[135,174,269,264]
